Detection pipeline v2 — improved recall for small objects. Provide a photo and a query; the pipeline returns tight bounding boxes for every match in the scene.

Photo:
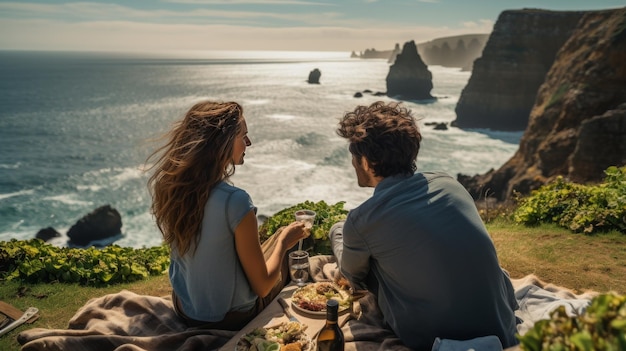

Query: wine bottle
[316,299,344,351]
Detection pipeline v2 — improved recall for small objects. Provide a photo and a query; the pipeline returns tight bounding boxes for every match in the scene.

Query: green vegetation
[259,200,348,254]
[513,166,626,234]
[0,239,169,286]
[518,294,626,351]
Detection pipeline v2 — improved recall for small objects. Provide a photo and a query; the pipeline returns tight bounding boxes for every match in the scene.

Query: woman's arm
[234,210,307,297]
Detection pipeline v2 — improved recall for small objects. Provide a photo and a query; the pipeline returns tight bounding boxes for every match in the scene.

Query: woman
[146,101,308,330]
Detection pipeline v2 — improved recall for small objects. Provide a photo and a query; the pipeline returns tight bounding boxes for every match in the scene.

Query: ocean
[0,50,523,248]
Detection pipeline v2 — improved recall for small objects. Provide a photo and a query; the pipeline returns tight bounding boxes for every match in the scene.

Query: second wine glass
[294,209,316,251]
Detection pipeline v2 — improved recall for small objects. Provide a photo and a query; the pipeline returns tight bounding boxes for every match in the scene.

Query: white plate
[291,282,351,316]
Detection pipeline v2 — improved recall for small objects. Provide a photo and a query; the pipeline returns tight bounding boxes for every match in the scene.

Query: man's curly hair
[337,101,421,177]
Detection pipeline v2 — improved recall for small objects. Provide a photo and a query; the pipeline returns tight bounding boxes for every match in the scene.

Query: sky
[0,0,624,53]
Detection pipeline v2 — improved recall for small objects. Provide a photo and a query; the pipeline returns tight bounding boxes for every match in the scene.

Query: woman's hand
[278,221,309,250]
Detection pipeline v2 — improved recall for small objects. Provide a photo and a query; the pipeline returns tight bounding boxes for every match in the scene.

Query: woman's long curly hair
[337,101,422,177]
[146,101,244,256]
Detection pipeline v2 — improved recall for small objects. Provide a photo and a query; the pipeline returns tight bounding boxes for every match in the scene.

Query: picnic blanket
[17,256,597,351]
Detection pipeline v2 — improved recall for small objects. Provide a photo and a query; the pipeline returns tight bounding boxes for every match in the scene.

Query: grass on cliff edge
[1,220,625,350]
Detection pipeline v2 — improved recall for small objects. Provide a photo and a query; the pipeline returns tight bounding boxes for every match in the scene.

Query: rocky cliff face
[454,9,586,131]
[458,7,626,201]
[386,40,434,100]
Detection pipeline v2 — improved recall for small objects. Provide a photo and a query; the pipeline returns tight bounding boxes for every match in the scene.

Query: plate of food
[291,281,352,315]
[235,321,311,351]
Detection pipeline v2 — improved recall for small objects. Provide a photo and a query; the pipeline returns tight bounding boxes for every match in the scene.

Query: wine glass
[294,209,316,251]
[288,250,310,287]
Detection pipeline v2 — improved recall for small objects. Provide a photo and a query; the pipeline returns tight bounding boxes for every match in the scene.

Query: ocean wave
[42,194,94,206]
[0,162,21,169]
[243,99,270,105]
[0,189,34,201]
[76,184,103,192]
[267,114,296,120]
[112,167,144,183]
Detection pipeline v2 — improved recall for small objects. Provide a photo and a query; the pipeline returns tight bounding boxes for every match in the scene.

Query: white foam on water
[267,114,297,121]
[0,162,21,169]
[42,194,94,206]
[0,189,34,201]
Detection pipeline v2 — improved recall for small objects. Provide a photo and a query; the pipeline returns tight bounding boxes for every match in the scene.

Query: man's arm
[339,215,371,291]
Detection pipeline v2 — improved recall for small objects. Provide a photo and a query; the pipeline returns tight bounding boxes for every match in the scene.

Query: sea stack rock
[386,40,434,100]
[458,7,626,201]
[36,227,61,242]
[67,205,123,246]
[308,68,321,84]
[453,9,586,131]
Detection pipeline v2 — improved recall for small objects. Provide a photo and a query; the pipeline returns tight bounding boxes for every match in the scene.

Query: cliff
[458,7,626,201]
[416,34,489,71]
[454,9,586,131]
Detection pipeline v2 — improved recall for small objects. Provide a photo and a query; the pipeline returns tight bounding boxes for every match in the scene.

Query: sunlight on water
[151,50,351,60]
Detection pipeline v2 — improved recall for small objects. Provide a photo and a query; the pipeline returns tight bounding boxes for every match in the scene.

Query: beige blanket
[17,256,596,351]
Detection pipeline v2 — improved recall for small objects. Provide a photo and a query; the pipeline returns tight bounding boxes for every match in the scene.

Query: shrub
[518,293,626,350]
[259,200,348,255]
[0,239,170,286]
[513,166,626,234]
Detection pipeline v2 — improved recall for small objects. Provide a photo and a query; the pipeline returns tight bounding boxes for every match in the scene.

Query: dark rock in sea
[36,227,61,242]
[308,68,321,84]
[454,9,586,131]
[433,123,448,130]
[67,205,123,246]
[458,7,626,201]
[386,40,434,100]
[373,91,386,96]
[354,92,363,98]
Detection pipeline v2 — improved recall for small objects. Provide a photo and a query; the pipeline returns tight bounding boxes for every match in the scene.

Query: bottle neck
[326,308,338,323]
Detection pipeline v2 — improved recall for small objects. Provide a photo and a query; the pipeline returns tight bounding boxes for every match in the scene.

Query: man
[332,101,519,350]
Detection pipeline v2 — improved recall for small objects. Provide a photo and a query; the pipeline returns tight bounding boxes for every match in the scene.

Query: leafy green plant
[259,200,348,255]
[0,239,170,286]
[513,166,626,234]
[518,293,626,351]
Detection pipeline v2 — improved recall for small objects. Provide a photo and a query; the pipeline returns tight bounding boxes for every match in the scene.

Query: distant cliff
[454,9,586,131]
[351,34,488,69]
[458,7,626,201]
[416,34,489,71]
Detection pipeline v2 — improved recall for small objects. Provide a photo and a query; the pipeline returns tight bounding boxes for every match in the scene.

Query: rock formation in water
[386,40,434,100]
[458,7,626,201]
[67,204,123,246]
[36,227,61,242]
[454,9,586,131]
[352,44,401,60]
[308,68,321,84]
